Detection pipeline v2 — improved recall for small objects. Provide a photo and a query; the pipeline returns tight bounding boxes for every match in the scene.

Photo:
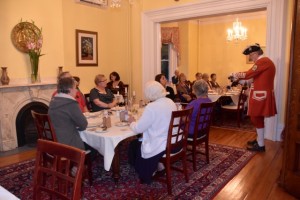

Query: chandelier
[226,18,247,42]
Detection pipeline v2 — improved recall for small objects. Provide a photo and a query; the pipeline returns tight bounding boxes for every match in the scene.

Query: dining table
[79,107,140,183]
[208,90,240,105]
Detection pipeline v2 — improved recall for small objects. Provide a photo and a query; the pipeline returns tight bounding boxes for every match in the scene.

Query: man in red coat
[232,43,277,152]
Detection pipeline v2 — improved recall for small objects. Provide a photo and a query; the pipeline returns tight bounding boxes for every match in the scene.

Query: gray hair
[193,80,208,97]
[57,77,75,94]
[57,71,71,82]
[144,81,167,101]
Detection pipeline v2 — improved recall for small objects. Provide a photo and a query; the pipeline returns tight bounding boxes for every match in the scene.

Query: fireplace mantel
[0,82,56,89]
[0,82,57,151]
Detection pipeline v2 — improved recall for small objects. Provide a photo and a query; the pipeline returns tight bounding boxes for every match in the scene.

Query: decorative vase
[58,66,63,75]
[30,56,40,83]
[1,67,10,85]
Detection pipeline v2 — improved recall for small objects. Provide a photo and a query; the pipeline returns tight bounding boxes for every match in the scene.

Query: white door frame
[142,0,288,141]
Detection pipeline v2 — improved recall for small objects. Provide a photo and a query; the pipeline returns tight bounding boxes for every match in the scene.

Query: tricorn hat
[242,43,261,55]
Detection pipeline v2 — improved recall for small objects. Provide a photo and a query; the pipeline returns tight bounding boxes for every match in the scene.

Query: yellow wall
[198,17,266,86]
[142,0,197,10]
[61,0,131,94]
[0,0,288,101]
[187,21,199,81]
[178,21,189,76]
[161,17,266,86]
[0,0,134,95]
[0,0,64,81]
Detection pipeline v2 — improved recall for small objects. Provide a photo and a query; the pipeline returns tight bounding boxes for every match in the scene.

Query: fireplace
[16,102,48,147]
[0,82,56,151]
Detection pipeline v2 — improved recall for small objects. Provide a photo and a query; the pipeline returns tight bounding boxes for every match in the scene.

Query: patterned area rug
[212,113,255,132]
[0,144,255,200]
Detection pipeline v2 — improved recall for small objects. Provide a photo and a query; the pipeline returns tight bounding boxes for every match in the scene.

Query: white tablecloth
[0,186,19,200]
[208,92,240,105]
[208,93,221,102]
[79,112,137,171]
[224,92,240,105]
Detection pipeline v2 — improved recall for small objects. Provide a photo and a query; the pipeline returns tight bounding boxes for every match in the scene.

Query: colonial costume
[233,43,277,152]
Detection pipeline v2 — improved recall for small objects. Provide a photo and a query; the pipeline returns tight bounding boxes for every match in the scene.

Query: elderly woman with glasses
[127,81,177,184]
[89,74,118,112]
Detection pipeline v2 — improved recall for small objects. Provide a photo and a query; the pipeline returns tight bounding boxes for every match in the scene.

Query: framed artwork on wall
[76,0,108,7]
[246,46,266,64]
[76,29,98,66]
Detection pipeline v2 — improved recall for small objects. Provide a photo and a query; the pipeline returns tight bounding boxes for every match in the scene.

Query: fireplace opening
[16,102,48,147]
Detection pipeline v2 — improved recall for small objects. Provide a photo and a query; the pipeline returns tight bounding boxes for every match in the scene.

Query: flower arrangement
[26,23,44,83]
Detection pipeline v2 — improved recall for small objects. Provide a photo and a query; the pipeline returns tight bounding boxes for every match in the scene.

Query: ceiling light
[226,18,248,42]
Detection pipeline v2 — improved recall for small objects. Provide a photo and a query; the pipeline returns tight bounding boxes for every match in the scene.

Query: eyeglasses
[99,79,107,83]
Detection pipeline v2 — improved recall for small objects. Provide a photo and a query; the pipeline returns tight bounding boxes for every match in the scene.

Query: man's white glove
[228,72,239,82]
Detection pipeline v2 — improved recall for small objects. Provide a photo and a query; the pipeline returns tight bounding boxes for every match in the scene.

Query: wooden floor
[0,127,297,200]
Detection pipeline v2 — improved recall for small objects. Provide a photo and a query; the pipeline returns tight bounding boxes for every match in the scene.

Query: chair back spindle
[188,102,215,171]
[33,139,86,200]
[158,107,193,195]
[31,110,57,141]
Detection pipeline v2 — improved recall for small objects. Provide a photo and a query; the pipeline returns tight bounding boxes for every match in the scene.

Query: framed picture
[76,29,98,66]
[76,0,108,7]
[246,46,266,64]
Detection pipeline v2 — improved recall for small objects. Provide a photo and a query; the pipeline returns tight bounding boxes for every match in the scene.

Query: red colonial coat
[235,57,277,117]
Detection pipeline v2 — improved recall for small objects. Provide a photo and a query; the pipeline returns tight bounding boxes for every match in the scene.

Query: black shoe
[140,179,152,185]
[153,169,166,178]
[247,139,258,146]
[247,143,265,152]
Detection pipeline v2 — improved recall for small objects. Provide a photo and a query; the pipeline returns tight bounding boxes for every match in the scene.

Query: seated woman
[128,81,177,184]
[155,73,175,101]
[176,73,193,103]
[89,74,118,112]
[106,71,125,96]
[185,80,212,137]
[48,77,88,150]
[52,71,88,113]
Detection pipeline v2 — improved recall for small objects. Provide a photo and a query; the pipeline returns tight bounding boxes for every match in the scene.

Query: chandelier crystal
[226,18,248,42]
[111,0,121,8]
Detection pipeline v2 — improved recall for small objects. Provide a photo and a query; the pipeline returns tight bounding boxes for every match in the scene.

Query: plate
[95,128,108,133]
[115,122,129,127]
[11,22,42,53]
[87,122,102,128]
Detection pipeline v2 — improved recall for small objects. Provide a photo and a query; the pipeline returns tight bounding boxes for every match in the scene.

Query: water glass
[175,102,182,110]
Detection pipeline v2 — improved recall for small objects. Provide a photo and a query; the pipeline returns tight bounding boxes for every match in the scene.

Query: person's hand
[228,73,239,82]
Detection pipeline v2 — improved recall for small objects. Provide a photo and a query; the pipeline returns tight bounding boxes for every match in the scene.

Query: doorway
[142,0,288,141]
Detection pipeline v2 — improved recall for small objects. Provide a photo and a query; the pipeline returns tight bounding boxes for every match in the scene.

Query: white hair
[193,80,208,97]
[144,81,167,101]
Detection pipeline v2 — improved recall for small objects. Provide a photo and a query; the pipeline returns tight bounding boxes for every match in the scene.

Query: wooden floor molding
[0,127,297,199]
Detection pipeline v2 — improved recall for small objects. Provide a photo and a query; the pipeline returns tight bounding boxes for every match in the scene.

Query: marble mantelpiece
[0,82,56,151]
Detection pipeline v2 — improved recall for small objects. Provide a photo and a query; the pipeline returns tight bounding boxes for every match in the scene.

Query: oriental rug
[212,114,255,132]
[0,143,255,200]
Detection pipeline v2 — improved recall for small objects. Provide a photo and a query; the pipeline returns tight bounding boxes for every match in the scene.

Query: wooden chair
[220,88,248,127]
[31,110,93,185]
[159,107,193,195]
[187,102,215,171]
[33,139,86,200]
[31,110,57,141]
[84,93,92,112]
